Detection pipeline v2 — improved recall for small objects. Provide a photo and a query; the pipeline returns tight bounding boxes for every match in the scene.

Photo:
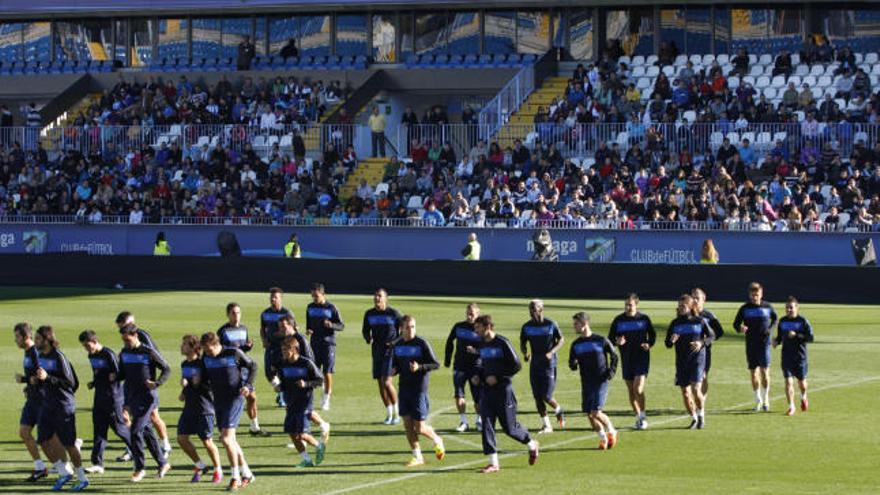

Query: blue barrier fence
[0,224,876,266]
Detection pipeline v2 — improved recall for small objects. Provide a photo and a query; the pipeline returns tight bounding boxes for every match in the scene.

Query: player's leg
[530,370,551,433]
[479,397,500,472]
[322,346,336,410]
[544,369,564,428]
[150,408,171,456]
[453,371,469,431]
[59,413,89,491]
[89,408,110,471]
[692,382,706,428]
[759,365,771,411]
[19,422,48,481]
[497,388,539,464]
[220,428,240,487]
[784,375,796,415]
[383,375,399,424]
[798,377,809,410]
[681,386,697,428]
[177,433,204,481]
[749,366,762,410]
[403,416,423,466]
[201,437,222,483]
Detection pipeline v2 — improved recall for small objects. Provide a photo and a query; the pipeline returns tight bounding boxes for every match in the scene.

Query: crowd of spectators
[65,74,344,129]
[1,42,880,232]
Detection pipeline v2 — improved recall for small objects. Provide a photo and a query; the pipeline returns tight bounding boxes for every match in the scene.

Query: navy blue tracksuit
[201,348,257,430]
[273,357,323,434]
[87,347,132,466]
[444,321,482,402]
[698,309,724,374]
[179,358,216,440]
[306,301,345,374]
[478,335,532,455]
[35,348,79,447]
[362,307,402,379]
[775,316,814,379]
[568,335,618,412]
[119,345,170,472]
[665,316,715,387]
[392,336,439,421]
[260,306,294,381]
[19,345,43,427]
[520,318,562,402]
[607,312,655,380]
[733,302,778,369]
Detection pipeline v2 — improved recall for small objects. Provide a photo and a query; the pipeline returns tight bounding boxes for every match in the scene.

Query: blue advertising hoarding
[0,224,876,266]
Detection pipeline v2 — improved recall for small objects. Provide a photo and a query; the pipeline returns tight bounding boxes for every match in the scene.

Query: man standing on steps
[368,106,386,158]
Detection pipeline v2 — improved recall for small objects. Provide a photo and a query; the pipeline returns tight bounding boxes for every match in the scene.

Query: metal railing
[0,214,875,232]
[477,64,536,137]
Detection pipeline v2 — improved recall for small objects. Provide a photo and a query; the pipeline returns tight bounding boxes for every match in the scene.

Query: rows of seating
[404,52,538,69]
[0,59,113,75]
[619,52,879,110]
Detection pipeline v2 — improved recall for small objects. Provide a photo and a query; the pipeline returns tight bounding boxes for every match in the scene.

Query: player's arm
[419,340,440,372]
[802,319,815,343]
[329,306,345,332]
[548,324,565,356]
[108,350,121,381]
[568,341,578,371]
[604,337,619,379]
[664,322,675,348]
[151,348,172,387]
[645,317,657,346]
[47,353,77,391]
[773,321,784,347]
[241,326,253,352]
[502,339,522,376]
[701,319,715,346]
[259,314,270,348]
[519,326,529,360]
[361,312,372,344]
[732,307,745,332]
[306,359,324,388]
[708,314,724,340]
[607,319,619,346]
[237,349,258,388]
[443,326,456,368]
[768,306,778,334]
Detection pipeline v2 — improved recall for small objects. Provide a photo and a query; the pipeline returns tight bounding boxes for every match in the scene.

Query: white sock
[163,438,171,451]
[55,461,72,476]
[250,418,260,431]
[214,467,223,475]
[412,447,422,460]
[639,411,646,420]
[488,453,499,466]
[240,462,252,479]
[393,403,399,418]
[459,413,467,424]
[755,388,763,403]
[195,460,206,470]
[34,459,46,471]
[541,415,551,428]
[386,405,394,418]
[324,391,331,400]
[554,405,563,415]
[788,402,795,410]
[301,451,312,462]
[762,387,770,403]
[320,421,330,433]
[597,427,606,439]
[698,408,705,418]
[231,467,240,480]
[75,467,87,482]
[430,433,443,446]
[527,439,538,451]
[475,415,482,424]
[802,392,808,401]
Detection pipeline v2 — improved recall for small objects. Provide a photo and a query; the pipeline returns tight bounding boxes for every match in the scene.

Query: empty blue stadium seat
[463,54,479,68]
[354,55,367,69]
[478,54,493,67]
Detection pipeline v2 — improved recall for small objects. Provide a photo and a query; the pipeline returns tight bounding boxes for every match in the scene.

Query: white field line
[319,375,880,495]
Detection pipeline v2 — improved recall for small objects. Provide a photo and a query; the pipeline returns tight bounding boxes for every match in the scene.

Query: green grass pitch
[0,287,878,494]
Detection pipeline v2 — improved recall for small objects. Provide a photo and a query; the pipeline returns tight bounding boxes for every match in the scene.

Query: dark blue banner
[0,224,876,266]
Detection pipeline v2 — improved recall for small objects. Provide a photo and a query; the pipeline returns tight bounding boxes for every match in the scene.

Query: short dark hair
[749,282,763,292]
[279,314,296,327]
[119,323,138,335]
[311,283,325,293]
[182,334,201,352]
[14,322,32,339]
[200,332,220,347]
[226,302,240,314]
[786,296,799,305]
[281,335,300,351]
[474,315,494,328]
[572,312,591,324]
[115,311,133,324]
[78,330,98,343]
[269,287,283,295]
[625,293,640,303]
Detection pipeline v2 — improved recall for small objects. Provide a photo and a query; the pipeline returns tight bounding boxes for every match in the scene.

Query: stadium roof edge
[0,0,841,20]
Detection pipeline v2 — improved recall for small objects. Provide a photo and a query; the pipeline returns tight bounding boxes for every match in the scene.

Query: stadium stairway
[338,156,388,201]
[491,75,568,148]
[41,92,103,150]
